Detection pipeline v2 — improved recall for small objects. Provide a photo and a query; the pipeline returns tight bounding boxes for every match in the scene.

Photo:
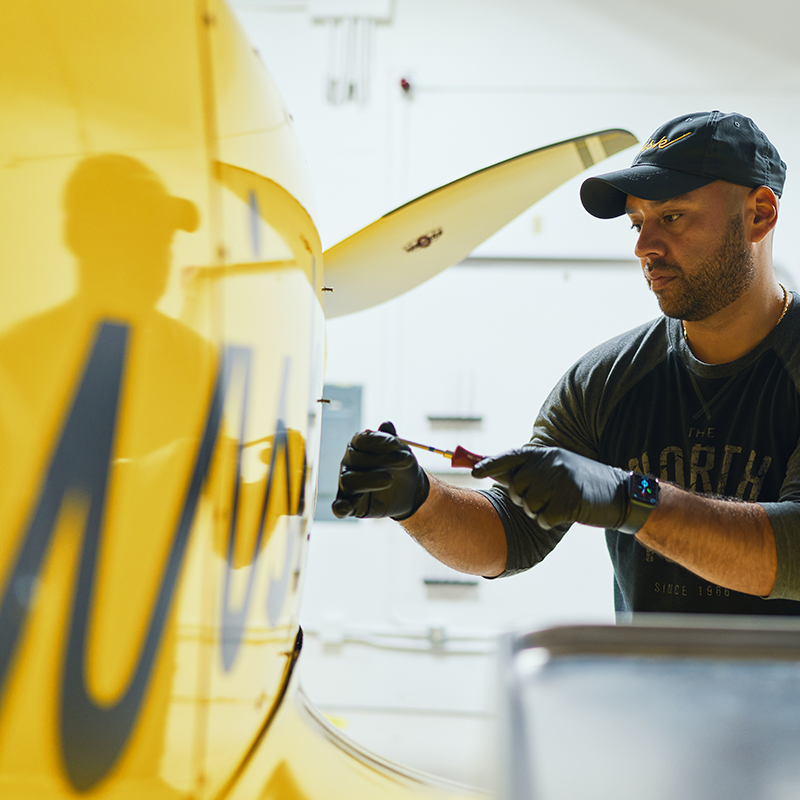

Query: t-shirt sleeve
[479,484,570,578]
[477,321,661,580]
[474,365,589,579]
[763,434,800,601]
[764,322,800,602]
[476,484,570,578]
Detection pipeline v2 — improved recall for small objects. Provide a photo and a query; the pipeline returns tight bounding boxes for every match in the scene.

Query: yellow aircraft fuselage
[0,0,341,796]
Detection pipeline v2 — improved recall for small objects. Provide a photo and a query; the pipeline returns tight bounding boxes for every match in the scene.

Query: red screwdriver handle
[450,445,484,469]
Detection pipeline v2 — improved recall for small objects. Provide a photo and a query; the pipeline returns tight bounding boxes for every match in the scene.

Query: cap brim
[580,165,715,219]
[170,196,200,232]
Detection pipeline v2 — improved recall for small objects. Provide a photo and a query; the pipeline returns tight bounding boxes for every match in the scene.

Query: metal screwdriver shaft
[398,437,484,468]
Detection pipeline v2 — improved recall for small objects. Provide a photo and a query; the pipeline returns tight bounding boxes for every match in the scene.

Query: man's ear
[748,185,779,243]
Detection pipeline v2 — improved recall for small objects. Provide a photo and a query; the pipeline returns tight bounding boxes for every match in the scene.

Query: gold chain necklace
[682,283,791,345]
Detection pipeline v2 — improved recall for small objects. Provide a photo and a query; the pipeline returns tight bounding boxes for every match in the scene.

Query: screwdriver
[398,437,485,468]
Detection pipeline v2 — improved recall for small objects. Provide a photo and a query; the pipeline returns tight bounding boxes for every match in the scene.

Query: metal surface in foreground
[499,617,800,800]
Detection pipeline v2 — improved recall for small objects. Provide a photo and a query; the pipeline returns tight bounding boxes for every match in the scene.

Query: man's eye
[664,214,681,223]
[630,222,641,232]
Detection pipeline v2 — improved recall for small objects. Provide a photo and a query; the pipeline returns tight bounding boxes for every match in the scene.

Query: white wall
[232,0,800,272]
[232,0,800,788]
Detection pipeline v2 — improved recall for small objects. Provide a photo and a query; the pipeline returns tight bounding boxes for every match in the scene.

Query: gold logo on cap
[640,131,693,152]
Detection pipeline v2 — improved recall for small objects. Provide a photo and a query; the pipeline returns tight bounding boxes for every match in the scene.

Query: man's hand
[332,421,430,520]
[472,446,629,530]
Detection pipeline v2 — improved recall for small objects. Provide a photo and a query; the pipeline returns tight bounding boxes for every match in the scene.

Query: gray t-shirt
[480,294,800,615]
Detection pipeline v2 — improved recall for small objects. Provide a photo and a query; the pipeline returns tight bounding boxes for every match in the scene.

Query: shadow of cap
[64,154,200,233]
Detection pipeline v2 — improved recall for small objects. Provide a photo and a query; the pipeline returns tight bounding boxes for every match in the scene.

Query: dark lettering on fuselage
[220,356,297,671]
[0,321,301,791]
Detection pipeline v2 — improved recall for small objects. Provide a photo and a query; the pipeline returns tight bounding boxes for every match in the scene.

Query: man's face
[625,182,755,321]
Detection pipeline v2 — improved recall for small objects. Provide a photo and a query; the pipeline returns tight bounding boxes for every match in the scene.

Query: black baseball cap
[580,111,787,219]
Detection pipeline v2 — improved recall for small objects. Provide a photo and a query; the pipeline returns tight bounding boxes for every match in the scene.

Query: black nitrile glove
[472,446,628,531]
[332,421,430,520]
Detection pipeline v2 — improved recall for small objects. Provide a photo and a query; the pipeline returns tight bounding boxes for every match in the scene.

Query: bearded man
[334,111,800,617]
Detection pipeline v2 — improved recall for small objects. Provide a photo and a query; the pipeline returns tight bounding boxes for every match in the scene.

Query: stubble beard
[647,213,756,322]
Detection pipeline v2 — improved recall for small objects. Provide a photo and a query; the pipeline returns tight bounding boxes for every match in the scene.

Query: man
[333,111,800,616]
